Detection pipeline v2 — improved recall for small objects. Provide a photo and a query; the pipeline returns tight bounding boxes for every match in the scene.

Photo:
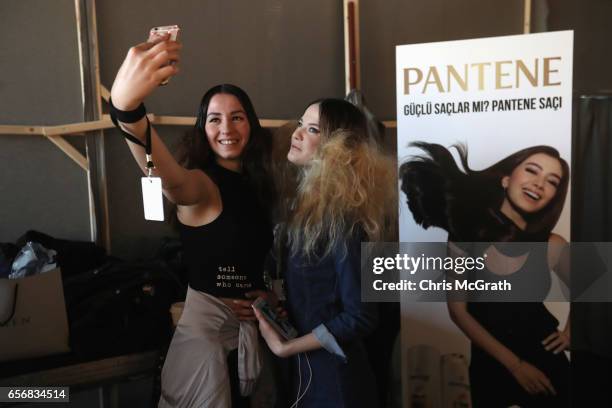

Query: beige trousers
[159,287,262,408]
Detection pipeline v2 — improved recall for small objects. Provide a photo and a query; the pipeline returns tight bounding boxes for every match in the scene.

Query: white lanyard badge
[141,153,164,221]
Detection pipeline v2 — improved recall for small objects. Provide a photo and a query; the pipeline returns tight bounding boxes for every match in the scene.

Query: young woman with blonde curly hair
[253,98,396,407]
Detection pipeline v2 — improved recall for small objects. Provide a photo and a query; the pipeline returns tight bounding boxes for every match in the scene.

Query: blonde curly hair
[277,99,397,259]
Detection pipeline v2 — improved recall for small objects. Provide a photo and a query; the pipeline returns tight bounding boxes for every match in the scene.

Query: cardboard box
[0,268,70,362]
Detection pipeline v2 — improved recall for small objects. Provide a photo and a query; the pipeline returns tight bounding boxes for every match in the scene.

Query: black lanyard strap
[109,98,154,169]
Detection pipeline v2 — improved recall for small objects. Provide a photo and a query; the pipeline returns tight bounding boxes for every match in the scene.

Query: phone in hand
[252,297,298,340]
[147,25,180,85]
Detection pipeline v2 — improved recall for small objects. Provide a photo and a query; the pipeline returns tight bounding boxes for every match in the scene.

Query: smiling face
[500,153,563,226]
[287,103,322,165]
[204,93,250,170]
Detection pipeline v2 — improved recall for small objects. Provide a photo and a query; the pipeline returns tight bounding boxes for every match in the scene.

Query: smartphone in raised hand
[147,25,180,85]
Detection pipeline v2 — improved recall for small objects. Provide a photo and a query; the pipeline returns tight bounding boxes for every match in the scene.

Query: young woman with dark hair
[400,143,571,407]
[110,36,276,407]
[174,83,274,207]
[254,99,396,407]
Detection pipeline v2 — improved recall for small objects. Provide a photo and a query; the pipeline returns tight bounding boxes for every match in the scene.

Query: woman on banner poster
[400,142,571,407]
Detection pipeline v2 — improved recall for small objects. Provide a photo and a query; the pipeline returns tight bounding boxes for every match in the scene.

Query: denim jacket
[285,231,378,362]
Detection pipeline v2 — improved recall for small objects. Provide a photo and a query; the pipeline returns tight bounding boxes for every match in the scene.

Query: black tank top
[463,215,559,345]
[468,287,559,348]
[177,163,273,298]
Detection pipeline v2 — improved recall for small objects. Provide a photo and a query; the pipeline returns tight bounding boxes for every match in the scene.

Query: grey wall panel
[0,0,83,125]
[0,135,90,242]
[547,0,612,94]
[96,0,345,118]
[360,0,524,120]
[0,0,90,243]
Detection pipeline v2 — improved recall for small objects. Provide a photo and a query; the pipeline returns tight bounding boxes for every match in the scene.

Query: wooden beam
[130,114,289,129]
[148,114,193,126]
[98,84,288,129]
[261,119,289,128]
[76,0,112,250]
[0,351,159,387]
[343,0,361,94]
[100,84,110,102]
[45,135,89,171]
[523,0,532,34]
[0,115,293,139]
[44,119,114,136]
[0,125,45,135]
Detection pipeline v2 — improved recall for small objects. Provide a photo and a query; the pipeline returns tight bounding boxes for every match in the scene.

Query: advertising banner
[396,31,573,407]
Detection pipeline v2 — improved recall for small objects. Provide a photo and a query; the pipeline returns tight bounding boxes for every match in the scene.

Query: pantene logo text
[403,57,562,94]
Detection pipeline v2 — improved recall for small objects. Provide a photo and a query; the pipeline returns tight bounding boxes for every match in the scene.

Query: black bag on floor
[64,260,186,357]
[16,230,109,278]
[0,243,18,278]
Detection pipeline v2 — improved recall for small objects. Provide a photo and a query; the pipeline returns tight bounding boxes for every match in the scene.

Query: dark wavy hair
[309,98,369,144]
[399,142,570,241]
[173,84,275,211]
[345,89,385,144]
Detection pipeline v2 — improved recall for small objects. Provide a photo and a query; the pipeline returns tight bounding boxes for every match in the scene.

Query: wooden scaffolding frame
[0,0,399,163]
[2,0,531,248]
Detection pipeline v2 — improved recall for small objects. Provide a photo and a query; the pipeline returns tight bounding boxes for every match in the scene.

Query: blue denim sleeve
[316,235,378,353]
[313,324,347,362]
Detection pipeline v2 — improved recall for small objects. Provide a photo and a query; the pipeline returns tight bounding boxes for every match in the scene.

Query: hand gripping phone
[252,297,298,340]
[147,25,180,85]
